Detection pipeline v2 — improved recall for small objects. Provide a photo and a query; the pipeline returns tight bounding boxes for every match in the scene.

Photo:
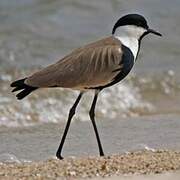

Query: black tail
[10,78,38,100]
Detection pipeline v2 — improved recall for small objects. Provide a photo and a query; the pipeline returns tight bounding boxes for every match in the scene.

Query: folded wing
[25,37,123,90]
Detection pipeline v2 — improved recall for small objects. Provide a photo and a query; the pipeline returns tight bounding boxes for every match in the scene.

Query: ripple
[0,153,21,164]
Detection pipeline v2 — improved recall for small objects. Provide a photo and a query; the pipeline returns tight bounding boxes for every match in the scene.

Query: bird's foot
[100,151,105,157]
[56,152,64,160]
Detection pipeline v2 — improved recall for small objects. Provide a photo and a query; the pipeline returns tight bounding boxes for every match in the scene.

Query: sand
[0,150,180,179]
[90,172,180,180]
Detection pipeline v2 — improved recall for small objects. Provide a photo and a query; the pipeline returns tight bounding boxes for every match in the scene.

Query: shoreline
[0,150,180,179]
[1,114,180,161]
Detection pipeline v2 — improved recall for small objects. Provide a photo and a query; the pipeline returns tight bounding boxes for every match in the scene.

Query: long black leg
[89,90,104,156]
[56,92,83,159]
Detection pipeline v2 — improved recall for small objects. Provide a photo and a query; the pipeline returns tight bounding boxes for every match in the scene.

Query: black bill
[148,28,162,36]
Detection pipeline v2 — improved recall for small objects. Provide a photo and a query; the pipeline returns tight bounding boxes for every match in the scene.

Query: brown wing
[25,36,123,89]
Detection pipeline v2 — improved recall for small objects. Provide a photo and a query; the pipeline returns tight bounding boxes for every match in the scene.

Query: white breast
[115,36,139,59]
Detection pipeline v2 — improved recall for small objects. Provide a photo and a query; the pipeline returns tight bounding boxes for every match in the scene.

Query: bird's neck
[113,26,145,60]
[115,35,139,60]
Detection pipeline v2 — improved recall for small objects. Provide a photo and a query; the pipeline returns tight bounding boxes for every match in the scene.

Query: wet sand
[0,150,180,179]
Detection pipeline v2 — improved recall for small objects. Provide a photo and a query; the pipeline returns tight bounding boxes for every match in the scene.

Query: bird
[10,14,162,160]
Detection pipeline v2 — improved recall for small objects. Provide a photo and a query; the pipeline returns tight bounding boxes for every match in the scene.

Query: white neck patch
[114,25,146,60]
[116,36,139,59]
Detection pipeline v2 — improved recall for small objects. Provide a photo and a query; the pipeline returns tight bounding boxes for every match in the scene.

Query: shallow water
[0,115,180,161]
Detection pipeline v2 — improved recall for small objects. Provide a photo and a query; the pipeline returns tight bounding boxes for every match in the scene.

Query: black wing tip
[10,78,27,87]
[11,78,38,100]
[15,86,38,100]
[12,86,22,93]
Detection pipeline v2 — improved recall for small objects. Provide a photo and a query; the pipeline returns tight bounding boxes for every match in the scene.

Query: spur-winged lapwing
[11,14,162,159]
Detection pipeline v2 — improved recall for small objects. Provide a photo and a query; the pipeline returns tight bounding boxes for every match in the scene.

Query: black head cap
[112,14,149,34]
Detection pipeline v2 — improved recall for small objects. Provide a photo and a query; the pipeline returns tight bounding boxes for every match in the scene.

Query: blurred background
[0,0,180,127]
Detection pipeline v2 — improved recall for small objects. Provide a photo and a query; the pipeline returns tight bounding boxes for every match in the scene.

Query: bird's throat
[115,35,139,61]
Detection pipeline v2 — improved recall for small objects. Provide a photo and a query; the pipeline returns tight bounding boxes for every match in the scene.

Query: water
[0,0,180,161]
[0,115,180,161]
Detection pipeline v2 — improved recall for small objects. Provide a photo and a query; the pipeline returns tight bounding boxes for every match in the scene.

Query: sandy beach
[91,172,180,180]
[0,114,180,180]
[0,115,180,180]
[0,150,180,179]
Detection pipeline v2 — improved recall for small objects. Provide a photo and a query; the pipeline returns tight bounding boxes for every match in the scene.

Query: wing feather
[25,37,123,89]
